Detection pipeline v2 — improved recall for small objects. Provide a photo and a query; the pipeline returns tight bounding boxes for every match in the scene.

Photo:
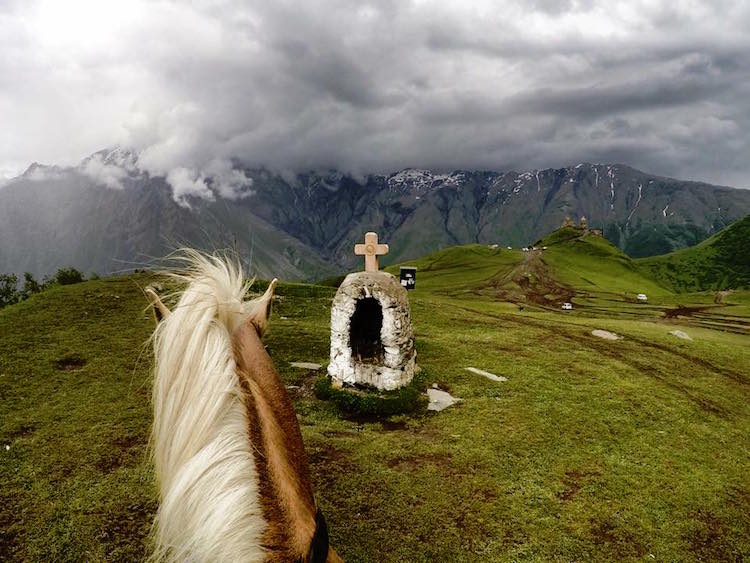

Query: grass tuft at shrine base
[1,243,749,561]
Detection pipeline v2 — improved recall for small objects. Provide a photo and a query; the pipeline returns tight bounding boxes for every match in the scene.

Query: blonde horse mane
[150,250,267,562]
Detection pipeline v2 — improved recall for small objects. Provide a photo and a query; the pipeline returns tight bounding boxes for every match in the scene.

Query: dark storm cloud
[514,76,730,118]
[1,0,749,194]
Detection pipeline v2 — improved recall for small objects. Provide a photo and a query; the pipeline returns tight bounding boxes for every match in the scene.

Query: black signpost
[400,267,417,290]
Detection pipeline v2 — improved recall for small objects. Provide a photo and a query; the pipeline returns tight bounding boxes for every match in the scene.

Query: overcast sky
[1,0,749,191]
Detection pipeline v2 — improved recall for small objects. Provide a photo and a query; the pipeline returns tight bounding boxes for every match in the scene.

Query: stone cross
[354,232,389,272]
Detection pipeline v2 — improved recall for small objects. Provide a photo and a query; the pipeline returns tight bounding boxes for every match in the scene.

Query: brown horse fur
[234,283,342,562]
[148,251,342,562]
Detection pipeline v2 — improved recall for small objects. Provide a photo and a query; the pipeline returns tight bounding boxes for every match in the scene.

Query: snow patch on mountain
[101,147,139,170]
[627,183,643,224]
[514,171,535,193]
[386,169,463,192]
[606,166,617,209]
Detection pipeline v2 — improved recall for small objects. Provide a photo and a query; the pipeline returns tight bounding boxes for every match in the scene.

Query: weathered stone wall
[328,271,416,390]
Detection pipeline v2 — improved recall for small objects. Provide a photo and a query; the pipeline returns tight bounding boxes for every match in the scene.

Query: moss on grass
[314,375,427,416]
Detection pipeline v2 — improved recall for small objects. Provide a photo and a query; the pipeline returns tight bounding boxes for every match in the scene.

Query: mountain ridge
[1,152,749,280]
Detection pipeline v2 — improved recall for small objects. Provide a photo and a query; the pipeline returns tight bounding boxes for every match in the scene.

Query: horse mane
[150,250,266,562]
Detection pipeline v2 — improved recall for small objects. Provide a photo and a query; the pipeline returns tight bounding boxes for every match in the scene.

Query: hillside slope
[380,230,670,312]
[384,244,524,294]
[0,172,336,281]
[637,215,750,292]
[537,227,670,297]
[1,264,749,561]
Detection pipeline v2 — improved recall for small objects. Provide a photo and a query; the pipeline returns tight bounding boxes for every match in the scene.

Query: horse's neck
[232,322,317,554]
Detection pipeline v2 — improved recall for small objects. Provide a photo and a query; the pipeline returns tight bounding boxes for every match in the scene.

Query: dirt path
[664,305,715,319]
[482,250,575,308]
[661,304,750,335]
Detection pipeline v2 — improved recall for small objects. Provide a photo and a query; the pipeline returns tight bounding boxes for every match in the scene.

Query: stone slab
[465,367,507,382]
[427,388,462,411]
[591,329,622,340]
[669,330,693,341]
[289,362,322,370]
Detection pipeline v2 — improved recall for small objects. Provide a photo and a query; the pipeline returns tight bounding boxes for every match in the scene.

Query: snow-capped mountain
[1,152,749,280]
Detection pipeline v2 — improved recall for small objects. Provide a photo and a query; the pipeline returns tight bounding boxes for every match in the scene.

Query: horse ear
[145,287,171,323]
[246,278,277,336]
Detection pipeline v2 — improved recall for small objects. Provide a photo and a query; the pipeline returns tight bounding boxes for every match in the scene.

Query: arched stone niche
[328,271,416,390]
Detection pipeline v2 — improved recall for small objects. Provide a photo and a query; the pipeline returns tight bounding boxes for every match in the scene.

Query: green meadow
[1,232,749,561]
[637,215,750,293]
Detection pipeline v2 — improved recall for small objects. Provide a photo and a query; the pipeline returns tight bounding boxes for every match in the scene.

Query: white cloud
[166,167,214,207]
[1,0,749,190]
[160,159,253,205]
[204,159,255,200]
[80,154,128,189]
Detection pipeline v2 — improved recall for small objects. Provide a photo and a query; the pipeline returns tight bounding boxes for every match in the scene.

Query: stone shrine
[328,232,416,391]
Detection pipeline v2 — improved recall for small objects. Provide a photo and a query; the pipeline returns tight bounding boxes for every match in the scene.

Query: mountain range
[1,148,749,280]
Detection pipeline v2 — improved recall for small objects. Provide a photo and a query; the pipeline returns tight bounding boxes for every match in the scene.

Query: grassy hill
[637,215,750,292]
[382,230,669,313]
[384,244,525,295]
[1,248,749,560]
[534,227,669,297]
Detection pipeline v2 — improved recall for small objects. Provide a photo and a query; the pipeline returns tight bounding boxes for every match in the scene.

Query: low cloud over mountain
[2,1,749,194]
[1,155,749,280]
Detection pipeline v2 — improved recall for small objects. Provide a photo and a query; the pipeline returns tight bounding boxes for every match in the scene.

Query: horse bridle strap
[302,508,329,563]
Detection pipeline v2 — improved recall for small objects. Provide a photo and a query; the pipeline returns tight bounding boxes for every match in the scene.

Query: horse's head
[147,263,343,563]
[145,278,278,333]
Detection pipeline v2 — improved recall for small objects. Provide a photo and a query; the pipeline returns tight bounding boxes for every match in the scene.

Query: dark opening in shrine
[349,297,384,363]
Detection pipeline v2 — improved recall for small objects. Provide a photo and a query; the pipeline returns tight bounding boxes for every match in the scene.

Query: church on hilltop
[562,216,603,237]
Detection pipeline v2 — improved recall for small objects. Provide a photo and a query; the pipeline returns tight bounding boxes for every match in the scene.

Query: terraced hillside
[1,245,749,561]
